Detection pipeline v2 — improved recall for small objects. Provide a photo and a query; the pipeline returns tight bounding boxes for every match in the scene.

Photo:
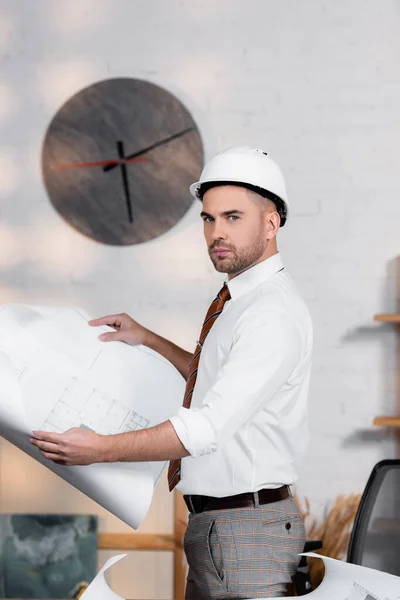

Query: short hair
[197,181,287,227]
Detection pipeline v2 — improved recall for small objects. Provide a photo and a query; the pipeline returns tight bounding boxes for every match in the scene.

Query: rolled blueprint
[0,304,185,529]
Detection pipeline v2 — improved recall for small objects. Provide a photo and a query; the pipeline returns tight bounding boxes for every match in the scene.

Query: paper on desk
[266,553,400,600]
[80,554,126,600]
[0,304,185,529]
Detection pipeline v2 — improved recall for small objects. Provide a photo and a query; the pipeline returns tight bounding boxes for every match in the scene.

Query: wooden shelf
[98,532,177,551]
[373,311,400,426]
[374,314,400,323]
[373,416,400,427]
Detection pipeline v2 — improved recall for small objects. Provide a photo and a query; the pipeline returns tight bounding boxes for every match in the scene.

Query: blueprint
[82,553,400,600]
[81,554,126,600]
[0,304,185,529]
[40,377,151,435]
[266,553,400,600]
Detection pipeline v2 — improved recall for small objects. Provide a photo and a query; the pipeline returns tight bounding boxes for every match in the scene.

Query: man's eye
[228,215,239,221]
[203,217,212,223]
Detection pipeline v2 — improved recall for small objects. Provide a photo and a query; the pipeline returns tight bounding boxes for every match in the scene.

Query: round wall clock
[41,78,203,245]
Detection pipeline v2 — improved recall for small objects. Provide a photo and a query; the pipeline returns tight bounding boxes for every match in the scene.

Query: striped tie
[168,282,231,491]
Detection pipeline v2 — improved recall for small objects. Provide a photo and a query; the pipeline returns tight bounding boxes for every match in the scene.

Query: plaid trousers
[184,496,305,599]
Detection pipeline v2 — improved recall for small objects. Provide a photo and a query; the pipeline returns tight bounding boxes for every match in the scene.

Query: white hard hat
[190,146,289,225]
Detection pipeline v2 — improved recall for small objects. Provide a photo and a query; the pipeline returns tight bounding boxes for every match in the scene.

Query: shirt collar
[226,253,284,301]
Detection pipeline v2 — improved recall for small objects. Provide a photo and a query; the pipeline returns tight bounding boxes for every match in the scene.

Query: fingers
[88,315,125,328]
[32,430,62,443]
[41,453,66,464]
[30,434,66,464]
[39,449,67,464]
[30,428,95,467]
[98,330,128,343]
[30,437,61,454]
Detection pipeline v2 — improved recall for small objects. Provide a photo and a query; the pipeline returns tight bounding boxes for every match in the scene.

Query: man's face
[201,185,274,277]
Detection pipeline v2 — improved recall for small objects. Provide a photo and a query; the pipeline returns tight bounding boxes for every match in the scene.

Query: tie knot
[219,283,231,303]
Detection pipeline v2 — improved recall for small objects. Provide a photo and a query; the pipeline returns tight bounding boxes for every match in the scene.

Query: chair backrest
[347,459,400,576]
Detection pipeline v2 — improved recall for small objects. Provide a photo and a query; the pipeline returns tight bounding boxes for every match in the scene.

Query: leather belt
[184,485,290,514]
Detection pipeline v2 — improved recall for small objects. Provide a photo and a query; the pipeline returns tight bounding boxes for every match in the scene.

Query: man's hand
[30,428,108,466]
[90,312,192,379]
[31,422,189,465]
[89,313,149,346]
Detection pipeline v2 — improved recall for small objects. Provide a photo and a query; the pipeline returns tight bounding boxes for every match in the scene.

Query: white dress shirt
[170,253,312,497]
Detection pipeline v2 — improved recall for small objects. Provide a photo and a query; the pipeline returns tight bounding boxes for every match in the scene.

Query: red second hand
[51,157,149,170]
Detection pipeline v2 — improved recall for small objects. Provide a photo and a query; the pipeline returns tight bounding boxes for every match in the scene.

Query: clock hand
[51,157,148,170]
[103,126,194,172]
[117,140,133,223]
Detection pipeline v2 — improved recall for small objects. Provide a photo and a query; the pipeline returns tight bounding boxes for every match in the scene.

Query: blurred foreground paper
[0,304,185,529]
[75,552,400,600]
[81,554,126,600]
[267,553,400,600]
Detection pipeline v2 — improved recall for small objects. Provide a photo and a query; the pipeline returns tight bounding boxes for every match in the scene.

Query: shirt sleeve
[169,309,304,457]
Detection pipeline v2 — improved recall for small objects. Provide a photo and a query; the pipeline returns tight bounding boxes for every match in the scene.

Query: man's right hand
[89,312,192,379]
[89,313,149,346]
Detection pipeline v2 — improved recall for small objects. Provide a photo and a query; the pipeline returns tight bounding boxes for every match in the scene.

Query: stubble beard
[209,233,268,276]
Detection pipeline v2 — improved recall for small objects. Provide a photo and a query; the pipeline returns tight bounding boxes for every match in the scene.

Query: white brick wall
[1,0,399,596]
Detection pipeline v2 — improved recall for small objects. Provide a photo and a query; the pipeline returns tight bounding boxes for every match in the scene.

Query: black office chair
[295,459,400,595]
[347,459,400,577]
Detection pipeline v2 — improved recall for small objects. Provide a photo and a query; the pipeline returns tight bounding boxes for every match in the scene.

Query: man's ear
[265,210,280,239]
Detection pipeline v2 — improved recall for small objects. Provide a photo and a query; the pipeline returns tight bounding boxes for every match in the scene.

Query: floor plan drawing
[41,377,150,435]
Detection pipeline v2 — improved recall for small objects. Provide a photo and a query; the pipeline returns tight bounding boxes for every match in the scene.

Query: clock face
[41,78,203,245]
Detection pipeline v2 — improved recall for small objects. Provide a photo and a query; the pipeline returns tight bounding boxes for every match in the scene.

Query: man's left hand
[30,428,106,466]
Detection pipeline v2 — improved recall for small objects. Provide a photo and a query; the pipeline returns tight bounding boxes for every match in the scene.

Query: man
[31,146,313,599]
